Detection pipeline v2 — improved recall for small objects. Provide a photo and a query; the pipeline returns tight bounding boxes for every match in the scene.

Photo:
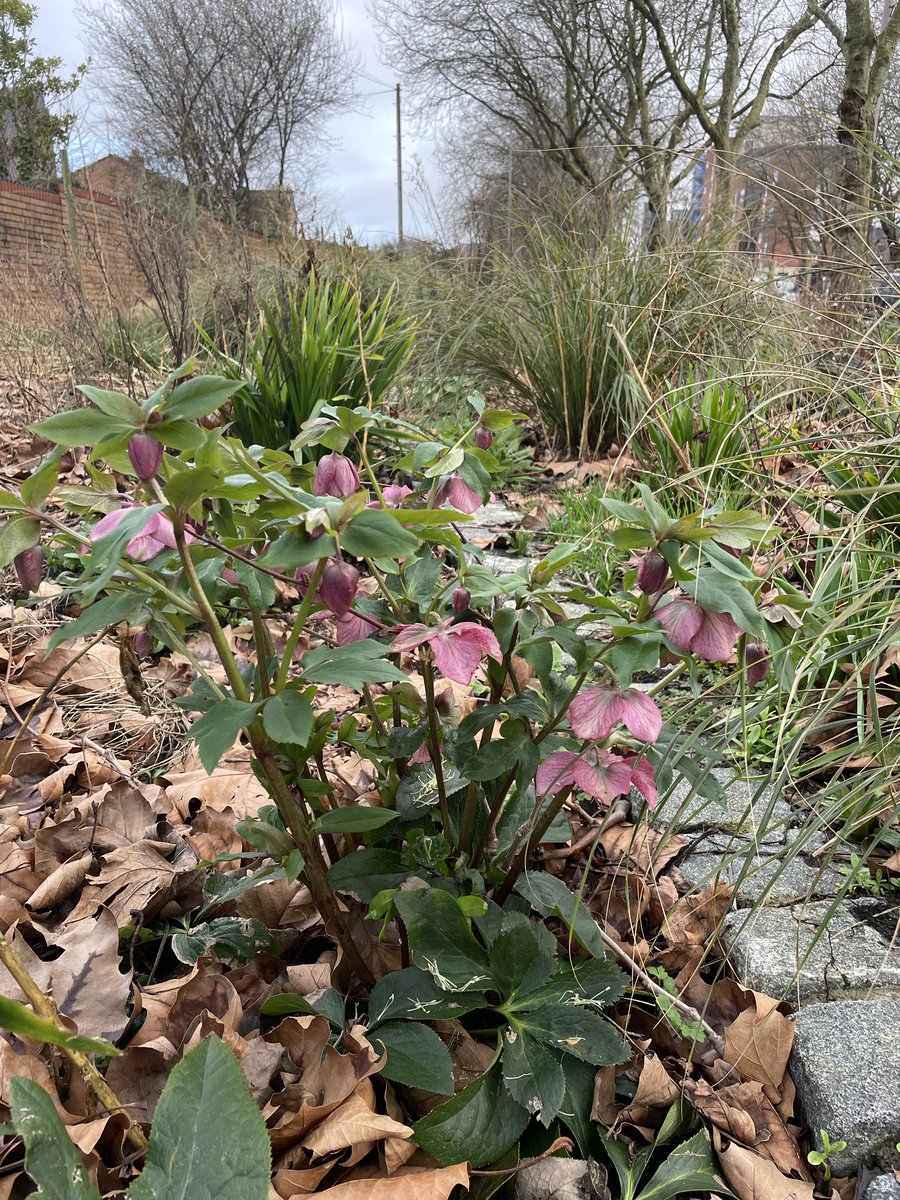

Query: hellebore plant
[0,370,790,1167]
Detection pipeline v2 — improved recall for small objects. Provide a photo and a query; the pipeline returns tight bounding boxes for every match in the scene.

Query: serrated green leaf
[489,923,557,1002]
[10,1077,102,1200]
[261,690,313,747]
[367,967,486,1025]
[690,570,766,636]
[312,807,397,834]
[515,1003,628,1066]
[78,385,144,423]
[327,848,411,903]
[260,988,345,1027]
[0,996,119,1057]
[163,376,244,421]
[634,1131,733,1200]
[129,1036,270,1200]
[371,1020,454,1094]
[30,408,130,448]
[394,888,492,992]
[511,956,627,1012]
[190,698,261,773]
[171,917,277,966]
[502,1028,565,1127]
[413,1064,528,1167]
[340,508,421,559]
[301,639,408,688]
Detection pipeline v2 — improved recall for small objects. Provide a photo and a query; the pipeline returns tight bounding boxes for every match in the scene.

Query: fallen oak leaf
[724,990,795,1099]
[712,1131,832,1200]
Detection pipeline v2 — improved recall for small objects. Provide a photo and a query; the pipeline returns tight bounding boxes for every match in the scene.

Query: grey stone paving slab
[632,766,793,834]
[464,502,525,545]
[721,898,900,1004]
[789,999,900,1175]
[865,1176,900,1200]
[677,830,845,907]
[479,551,536,577]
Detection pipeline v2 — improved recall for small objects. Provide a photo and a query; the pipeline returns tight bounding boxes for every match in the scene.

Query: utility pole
[395,83,404,252]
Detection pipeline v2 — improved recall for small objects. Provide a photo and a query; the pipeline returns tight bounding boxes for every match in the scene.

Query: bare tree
[81,0,354,210]
[631,0,827,217]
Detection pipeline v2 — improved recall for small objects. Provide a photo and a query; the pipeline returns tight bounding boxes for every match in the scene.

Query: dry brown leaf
[724,991,794,1098]
[662,881,734,947]
[687,1079,809,1178]
[599,823,684,878]
[310,1162,469,1199]
[272,1162,336,1197]
[302,1092,412,1159]
[714,1134,825,1200]
[26,851,92,910]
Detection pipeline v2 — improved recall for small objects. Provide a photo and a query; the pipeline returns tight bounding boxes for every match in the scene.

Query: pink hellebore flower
[745,640,770,686]
[368,484,414,509]
[89,505,187,562]
[391,619,501,686]
[536,747,657,808]
[313,453,360,498]
[656,597,741,663]
[435,475,484,515]
[568,685,662,744]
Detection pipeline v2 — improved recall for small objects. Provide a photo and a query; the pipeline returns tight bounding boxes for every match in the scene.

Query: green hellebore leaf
[370,1020,454,1095]
[340,507,420,558]
[633,1130,733,1200]
[0,515,41,569]
[162,375,244,421]
[413,1064,529,1168]
[30,408,132,448]
[367,966,486,1025]
[129,1036,270,1200]
[501,1027,566,1127]
[261,690,314,747]
[190,698,261,774]
[10,1077,102,1200]
[301,640,408,688]
[327,848,411,903]
[393,887,492,993]
[311,807,397,834]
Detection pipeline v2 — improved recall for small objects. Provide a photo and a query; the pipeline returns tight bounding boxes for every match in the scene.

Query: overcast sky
[31,0,440,243]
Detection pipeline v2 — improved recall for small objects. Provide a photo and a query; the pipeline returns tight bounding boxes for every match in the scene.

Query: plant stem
[172,517,248,702]
[420,655,452,836]
[250,737,375,987]
[0,934,149,1153]
[275,558,326,692]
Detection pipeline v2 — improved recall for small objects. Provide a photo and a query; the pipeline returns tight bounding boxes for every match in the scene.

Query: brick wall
[0,177,281,311]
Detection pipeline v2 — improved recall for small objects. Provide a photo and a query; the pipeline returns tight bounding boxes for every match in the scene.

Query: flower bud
[127,432,164,481]
[14,546,43,593]
[147,410,164,425]
[132,628,153,658]
[474,427,493,450]
[451,586,471,613]
[434,687,454,714]
[746,640,770,686]
[636,548,668,595]
[313,453,360,498]
[319,558,360,617]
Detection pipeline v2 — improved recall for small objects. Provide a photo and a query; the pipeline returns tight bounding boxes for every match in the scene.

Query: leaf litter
[0,438,856,1198]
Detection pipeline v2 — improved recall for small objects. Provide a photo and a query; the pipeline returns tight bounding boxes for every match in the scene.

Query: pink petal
[693,609,741,662]
[568,686,622,741]
[382,484,414,507]
[430,629,484,685]
[437,475,483,515]
[144,512,179,549]
[409,742,434,764]
[572,749,634,803]
[335,611,371,645]
[627,756,658,809]
[656,597,704,653]
[390,623,436,654]
[89,507,132,541]
[124,532,162,562]
[536,751,578,796]
[449,622,502,662]
[618,689,662,744]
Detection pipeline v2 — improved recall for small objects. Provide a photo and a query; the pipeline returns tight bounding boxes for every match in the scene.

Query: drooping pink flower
[536,747,636,804]
[568,685,662,744]
[319,558,360,617]
[89,505,187,562]
[656,596,741,663]
[391,618,501,685]
[383,484,415,507]
[435,475,483,515]
[313,453,360,498]
[636,548,668,595]
[745,640,770,685]
[536,747,657,809]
